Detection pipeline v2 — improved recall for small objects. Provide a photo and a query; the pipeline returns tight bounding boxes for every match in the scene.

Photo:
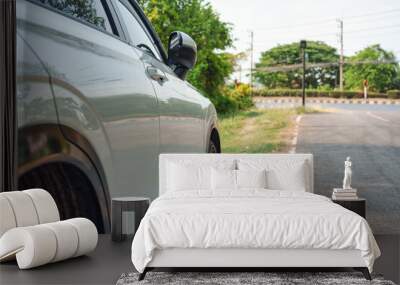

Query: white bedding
[131,190,380,273]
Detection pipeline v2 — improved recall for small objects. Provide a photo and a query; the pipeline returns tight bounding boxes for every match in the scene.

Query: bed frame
[138,154,372,281]
[139,248,371,280]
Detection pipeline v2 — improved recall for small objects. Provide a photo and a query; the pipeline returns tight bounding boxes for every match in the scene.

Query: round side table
[111,197,150,242]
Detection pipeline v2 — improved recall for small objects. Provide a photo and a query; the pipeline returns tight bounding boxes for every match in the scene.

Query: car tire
[208,139,219,153]
[18,162,105,233]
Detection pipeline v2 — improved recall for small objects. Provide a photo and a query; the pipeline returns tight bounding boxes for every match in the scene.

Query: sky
[207,0,400,82]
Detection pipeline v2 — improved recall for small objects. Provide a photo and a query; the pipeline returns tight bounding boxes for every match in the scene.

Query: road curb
[289,115,302,154]
[254,97,400,105]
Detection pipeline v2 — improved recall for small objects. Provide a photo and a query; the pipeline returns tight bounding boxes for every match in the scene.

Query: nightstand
[111,197,150,242]
[332,198,366,218]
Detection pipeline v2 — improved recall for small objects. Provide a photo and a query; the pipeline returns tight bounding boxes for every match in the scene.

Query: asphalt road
[296,104,400,234]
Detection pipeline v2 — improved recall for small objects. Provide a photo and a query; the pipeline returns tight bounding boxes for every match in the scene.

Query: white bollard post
[363,79,368,103]
[364,86,368,102]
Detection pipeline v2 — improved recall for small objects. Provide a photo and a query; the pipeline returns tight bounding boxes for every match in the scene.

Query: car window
[116,0,162,61]
[36,0,113,33]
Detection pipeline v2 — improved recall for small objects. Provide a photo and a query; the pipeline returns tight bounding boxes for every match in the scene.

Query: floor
[0,235,133,285]
[1,234,399,285]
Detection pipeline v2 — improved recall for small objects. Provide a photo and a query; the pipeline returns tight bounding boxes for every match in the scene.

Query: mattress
[131,190,380,273]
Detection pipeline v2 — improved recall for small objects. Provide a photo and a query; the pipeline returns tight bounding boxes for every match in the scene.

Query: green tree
[395,71,400,90]
[255,41,339,89]
[344,45,399,92]
[138,0,234,111]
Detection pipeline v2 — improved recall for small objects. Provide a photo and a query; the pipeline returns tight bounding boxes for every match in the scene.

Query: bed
[131,154,380,280]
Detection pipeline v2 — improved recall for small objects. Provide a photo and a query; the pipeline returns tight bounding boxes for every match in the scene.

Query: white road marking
[366,111,390,122]
[289,115,302,154]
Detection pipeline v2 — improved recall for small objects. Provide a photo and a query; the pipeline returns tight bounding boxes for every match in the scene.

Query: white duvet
[131,190,380,273]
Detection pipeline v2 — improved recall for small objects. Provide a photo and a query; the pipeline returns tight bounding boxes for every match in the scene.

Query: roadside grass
[219,107,317,153]
[295,106,321,114]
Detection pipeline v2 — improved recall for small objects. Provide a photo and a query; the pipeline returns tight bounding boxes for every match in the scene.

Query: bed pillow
[270,161,306,191]
[211,168,236,191]
[236,169,267,189]
[238,159,307,191]
[167,162,211,191]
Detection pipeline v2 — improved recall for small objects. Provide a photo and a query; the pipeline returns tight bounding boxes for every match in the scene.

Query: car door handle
[146,66,167,83]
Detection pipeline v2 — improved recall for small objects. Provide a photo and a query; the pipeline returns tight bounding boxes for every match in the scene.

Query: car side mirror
[167,31,197,80]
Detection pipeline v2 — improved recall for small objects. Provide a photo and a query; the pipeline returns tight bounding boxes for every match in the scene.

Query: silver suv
[16,0,220,232]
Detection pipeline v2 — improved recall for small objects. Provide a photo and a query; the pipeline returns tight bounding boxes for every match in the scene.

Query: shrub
[329,91,362,99]
[212,94,238,115]
[254,88,387,99]
[229,84,254,110]
[254,89,301,97]
[387,90,400,99]
[214,84,254,115]
[367,92,387,99]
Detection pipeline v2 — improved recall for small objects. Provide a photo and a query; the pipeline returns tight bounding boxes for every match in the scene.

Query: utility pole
[300,40,307,107]
[338,19,344,91]
[250,30,254,96]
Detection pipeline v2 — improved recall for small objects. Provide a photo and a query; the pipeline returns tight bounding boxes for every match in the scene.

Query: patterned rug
[116,272,396,285]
